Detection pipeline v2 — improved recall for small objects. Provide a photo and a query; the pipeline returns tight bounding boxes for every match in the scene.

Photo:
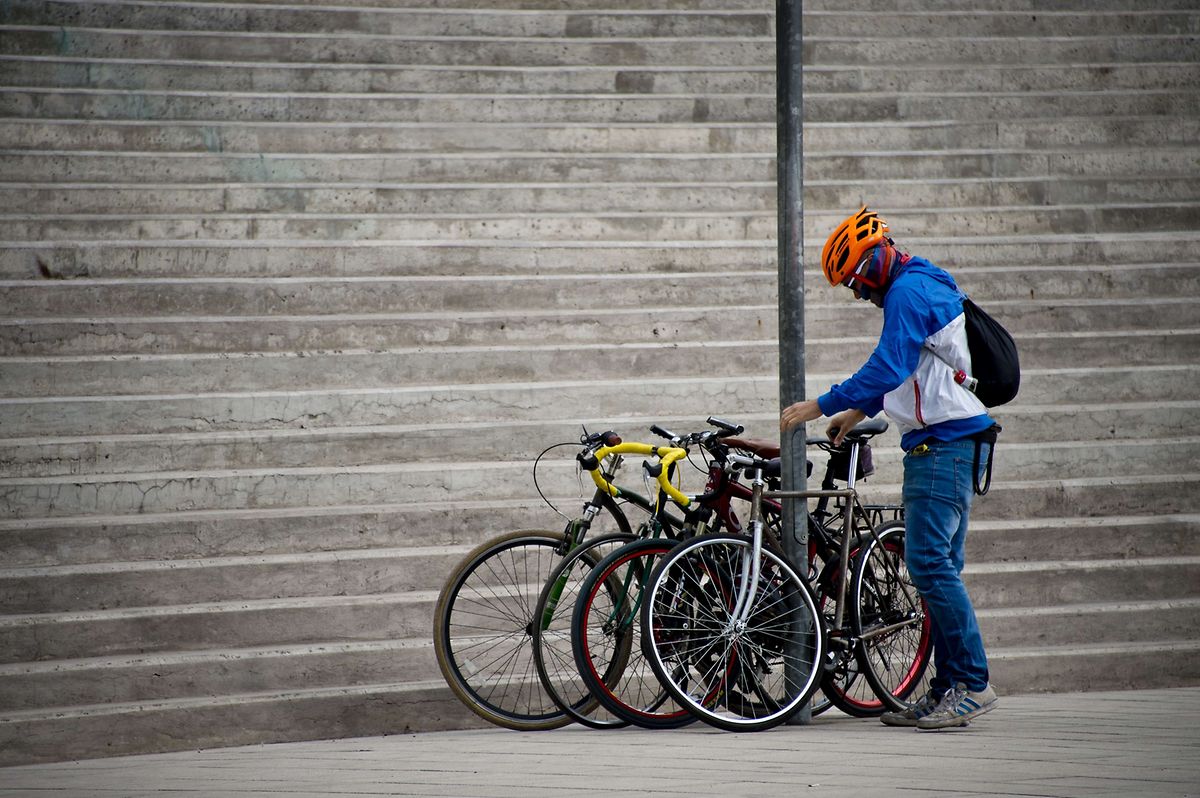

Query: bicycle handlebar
[579,441,692,508]
[578,418,759,510]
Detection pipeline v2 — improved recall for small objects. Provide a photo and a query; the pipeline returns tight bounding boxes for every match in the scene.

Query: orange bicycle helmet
[821,206,890,287]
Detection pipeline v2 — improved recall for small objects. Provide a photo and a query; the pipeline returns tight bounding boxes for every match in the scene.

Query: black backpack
[960,297,1020,407]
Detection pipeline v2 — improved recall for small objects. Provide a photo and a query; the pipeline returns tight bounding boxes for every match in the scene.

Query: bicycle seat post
[845,440,860,492]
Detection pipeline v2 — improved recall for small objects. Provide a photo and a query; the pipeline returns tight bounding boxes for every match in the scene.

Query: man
[780,206,998,730]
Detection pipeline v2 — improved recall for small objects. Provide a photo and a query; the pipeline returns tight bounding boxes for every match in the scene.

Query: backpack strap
[970,423,1001,496]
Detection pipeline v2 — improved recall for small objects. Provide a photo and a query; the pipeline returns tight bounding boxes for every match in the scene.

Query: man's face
[841,245,887,307]
[845,282,885,308]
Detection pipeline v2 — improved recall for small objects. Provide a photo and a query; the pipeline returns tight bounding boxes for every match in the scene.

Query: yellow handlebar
[586,442,692,508]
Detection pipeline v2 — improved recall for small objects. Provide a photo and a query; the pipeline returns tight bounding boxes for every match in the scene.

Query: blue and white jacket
[816,256,994,452]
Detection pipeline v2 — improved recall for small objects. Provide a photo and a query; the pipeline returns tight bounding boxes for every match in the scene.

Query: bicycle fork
[728,466,767,630]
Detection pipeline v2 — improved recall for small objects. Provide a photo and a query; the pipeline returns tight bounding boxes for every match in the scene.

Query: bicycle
[551,419,750,729]
[530,428,694,729]
[672,421,908,719]
[802,427,908,718]
[432,430,688,730]
[637,420,929,730]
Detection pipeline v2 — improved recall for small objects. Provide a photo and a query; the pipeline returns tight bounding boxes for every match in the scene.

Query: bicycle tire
[531,532,638,729]
[641,534,826,732]
[433,529,574,730]
[850,520,934,712]
[572,537,697,729]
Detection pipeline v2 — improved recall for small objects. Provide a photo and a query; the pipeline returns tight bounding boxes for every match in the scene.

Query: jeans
[902,439,991,695]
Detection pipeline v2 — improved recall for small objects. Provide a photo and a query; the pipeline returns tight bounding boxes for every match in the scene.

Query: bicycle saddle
[839,418,889,442]
[725,437,780,459]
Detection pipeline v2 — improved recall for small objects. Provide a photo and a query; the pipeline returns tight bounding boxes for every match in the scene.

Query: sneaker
[916,683,998,730]
[879,690,940,727]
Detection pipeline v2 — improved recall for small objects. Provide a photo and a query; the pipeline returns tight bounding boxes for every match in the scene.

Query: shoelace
[933,685,969,715]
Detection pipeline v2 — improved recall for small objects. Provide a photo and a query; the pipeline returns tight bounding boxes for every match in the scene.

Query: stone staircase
[1,0,1198,764]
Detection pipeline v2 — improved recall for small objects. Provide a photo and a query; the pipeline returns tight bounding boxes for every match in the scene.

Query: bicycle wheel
[642,534,826,732]
[434,529,574,730]
[531,532,638,729]
[572,537,697,729]
[851,520,933,712]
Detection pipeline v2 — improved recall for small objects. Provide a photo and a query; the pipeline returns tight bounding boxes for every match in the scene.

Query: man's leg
[902,441,989,692]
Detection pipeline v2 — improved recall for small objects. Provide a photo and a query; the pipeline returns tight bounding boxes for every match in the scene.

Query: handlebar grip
[650,424,676,441]
[707,416,745,436]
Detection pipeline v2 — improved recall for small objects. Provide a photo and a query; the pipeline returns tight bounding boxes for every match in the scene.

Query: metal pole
[776,0,810,724]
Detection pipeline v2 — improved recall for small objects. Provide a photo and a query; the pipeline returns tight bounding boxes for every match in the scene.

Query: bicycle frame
[735,438,879,636]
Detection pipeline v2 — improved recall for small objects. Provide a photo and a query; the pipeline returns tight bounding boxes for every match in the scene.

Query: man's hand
[828,408,867,446]
[780,399,823,432]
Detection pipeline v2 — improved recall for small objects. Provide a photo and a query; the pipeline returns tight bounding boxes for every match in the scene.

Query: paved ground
[2,688,1197,798]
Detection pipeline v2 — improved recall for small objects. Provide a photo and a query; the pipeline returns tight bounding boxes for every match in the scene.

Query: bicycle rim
[852,522,933,712]
[642,534,825,732]
[433,529,572,730]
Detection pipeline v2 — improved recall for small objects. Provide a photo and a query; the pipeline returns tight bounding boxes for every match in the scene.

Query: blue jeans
[902,439,990,695]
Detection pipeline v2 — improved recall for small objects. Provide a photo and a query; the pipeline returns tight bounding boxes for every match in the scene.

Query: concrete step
[0,363,1192,438]
[990,639,1200,695]
[6,297,1193,356]
[0,436,1196,518]
[4,25,1194,66]
[0,268,1190,328]
[8,5,776,38]
[6,56,1197,95]
[0,86,1192,124]
[965,557,1200,611]
[970,514,1200,565]
[0,639,442,711]
[0,679,478,767]
[3,232,1195,280]
[979,599,1200,651]
[11,1,1196,38]
[2,116,1192,156]
[0,498,577,567]
[3,174,1195,216]
[3,202,1198,242]
[4,145,1199,185]
[3,265,1196,319]
[1,328,1195,398]
[0,590,441,663]
[4,399,1197,479]
[0,545,469,613]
